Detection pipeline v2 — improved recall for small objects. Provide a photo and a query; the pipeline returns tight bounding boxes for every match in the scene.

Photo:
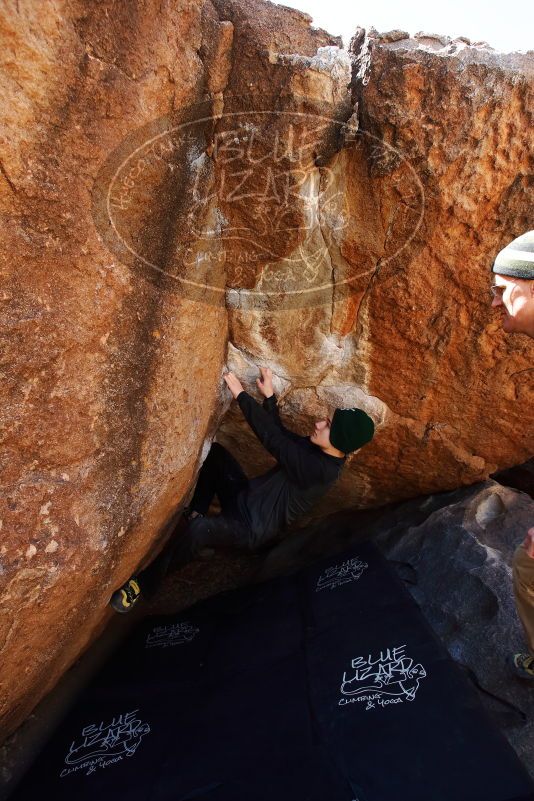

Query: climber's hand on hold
[523,527,534,559]
[223,370,245,400]
[256,366,274,399]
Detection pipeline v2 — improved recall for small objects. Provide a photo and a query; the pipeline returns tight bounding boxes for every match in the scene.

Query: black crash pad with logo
[10,542,534,801]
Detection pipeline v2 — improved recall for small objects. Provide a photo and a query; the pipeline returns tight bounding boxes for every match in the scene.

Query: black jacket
[235,390,346,544]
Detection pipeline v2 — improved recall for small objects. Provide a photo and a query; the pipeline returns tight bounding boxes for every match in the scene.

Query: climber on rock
[109,366,375,613]
[489,229,534,680]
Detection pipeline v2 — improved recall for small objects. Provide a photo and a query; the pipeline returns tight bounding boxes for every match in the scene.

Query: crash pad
[10,542,534,801]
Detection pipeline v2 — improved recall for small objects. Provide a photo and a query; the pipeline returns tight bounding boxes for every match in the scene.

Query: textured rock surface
[1,0,533,742]
[218,27,534,514]
[2,0,206,734]
[375,482,534,773]
[255,480,534,776]
[0,0,340,742]
[342,31,534,504]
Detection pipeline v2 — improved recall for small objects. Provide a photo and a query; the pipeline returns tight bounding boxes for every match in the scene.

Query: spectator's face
[310,415,332,448]
[491,274,534,336]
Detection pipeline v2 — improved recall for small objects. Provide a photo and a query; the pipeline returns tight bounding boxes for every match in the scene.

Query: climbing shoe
[507,652,534,680]
[110,577,142,614]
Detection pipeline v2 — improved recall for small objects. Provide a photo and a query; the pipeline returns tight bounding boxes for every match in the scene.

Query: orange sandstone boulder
[0,0,532,744]
[0,0,228,740]
[217,26,534,514]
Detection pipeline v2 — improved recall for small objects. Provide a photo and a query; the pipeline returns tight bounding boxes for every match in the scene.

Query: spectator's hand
[223,370,244,400]
[523,526,534,559]
[256,366,274,398]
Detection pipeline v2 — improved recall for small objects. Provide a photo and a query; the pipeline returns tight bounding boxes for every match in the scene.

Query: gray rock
[376,480,534,774]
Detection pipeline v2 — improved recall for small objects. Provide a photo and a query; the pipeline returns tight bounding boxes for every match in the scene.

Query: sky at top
[269,0,533,53]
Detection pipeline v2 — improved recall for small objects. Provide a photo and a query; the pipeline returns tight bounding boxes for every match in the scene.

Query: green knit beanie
[330,408,375,455]
[492,230,534,279]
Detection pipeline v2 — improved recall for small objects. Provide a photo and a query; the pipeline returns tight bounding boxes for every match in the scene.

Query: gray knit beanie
[492,230,534,279]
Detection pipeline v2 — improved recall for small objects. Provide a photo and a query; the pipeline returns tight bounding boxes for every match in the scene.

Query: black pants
[138,442,253,597]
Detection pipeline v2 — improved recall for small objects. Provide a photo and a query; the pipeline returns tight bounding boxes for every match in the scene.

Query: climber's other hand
[223,371,245,400]
[256,366,274,398]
